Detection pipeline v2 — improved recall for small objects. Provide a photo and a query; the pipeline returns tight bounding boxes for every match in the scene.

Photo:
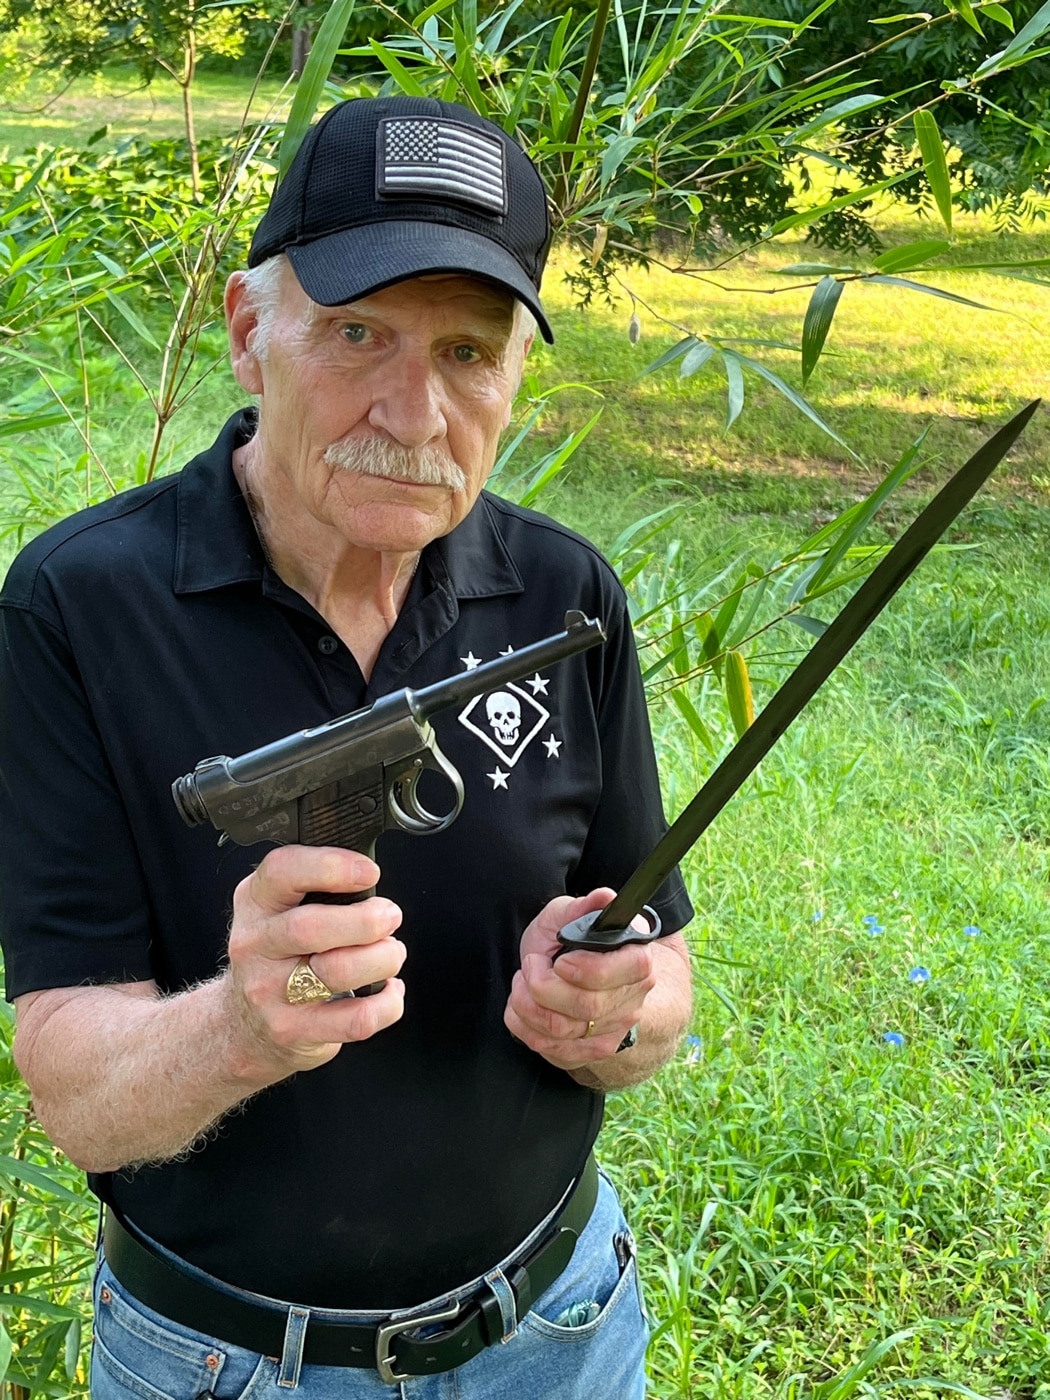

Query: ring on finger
[286,957,334,1005]
[582,1019,597,1039]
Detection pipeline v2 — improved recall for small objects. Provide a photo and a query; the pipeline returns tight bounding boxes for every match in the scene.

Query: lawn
[3,70,1050,1400]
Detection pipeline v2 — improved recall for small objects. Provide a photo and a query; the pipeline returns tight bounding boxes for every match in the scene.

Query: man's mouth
[324,437,467,492]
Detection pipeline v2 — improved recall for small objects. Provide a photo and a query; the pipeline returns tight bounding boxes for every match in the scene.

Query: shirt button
[317,635,339,656]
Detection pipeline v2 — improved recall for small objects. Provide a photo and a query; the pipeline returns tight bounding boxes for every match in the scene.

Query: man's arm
[13,848,407,1173]
[503,888,692,1091]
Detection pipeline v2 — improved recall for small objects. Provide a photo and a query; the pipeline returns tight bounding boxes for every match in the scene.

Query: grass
[0,66,292,156]
[5,74,1050,1400]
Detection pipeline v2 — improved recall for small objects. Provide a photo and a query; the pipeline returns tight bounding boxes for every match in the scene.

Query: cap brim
[285,221,554,344]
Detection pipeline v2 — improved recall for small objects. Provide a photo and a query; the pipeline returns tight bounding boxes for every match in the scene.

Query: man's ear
[225,272,264,395]
[504,332,534,428]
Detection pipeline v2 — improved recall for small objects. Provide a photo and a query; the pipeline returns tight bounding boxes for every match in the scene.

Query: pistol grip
[302,886,385,998]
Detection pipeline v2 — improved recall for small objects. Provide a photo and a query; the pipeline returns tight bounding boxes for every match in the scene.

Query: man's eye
[341,324,371,344]
[452,344,483,363]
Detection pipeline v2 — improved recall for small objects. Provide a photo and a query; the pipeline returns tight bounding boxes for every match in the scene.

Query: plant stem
[552,0,612,218]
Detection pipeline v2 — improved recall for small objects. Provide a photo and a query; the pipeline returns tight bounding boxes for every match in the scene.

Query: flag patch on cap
[377,118,507,215]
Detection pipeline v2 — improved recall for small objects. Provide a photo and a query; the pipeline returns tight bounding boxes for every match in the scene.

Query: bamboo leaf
[954,0,984,35]
[680,342,715,378]
[975,0,1050,74]
[787,613,829,638]
[724,650,755,737]
[0,1155,85,1205]
[668,688,717,757]
[0,1321,11,1385]
[279,0,357,180]
[801,276,844,385]
[774,262,859,276]
[805,429,929,595]
[769,173,911,235]
[728,351,859,459]
[103,290,161,351]
[722,352,745,428]
[369,39,428,95]
[865,275,998,311]
[913,110,953,234]
[785,93,886,145]
[871,239,951,274]
[636,336,696,380]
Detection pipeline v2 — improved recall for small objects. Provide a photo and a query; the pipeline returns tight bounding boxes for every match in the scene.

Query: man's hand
[503,888,657,1071]
[226,845,407,1077]
[13,844,408,1173]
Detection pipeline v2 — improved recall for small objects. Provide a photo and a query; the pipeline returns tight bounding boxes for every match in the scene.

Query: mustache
[323,437,467,491]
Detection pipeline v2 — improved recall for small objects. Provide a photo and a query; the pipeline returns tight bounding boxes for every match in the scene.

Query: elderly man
[0,96,693,1397]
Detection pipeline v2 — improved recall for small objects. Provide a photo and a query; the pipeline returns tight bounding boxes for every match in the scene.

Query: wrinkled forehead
[291,268,518,333]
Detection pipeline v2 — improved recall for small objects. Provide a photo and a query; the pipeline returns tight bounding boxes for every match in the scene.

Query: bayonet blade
[559,399,1041,953]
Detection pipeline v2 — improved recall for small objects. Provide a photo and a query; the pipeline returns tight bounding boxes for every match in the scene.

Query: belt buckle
[375,1299,461,1385]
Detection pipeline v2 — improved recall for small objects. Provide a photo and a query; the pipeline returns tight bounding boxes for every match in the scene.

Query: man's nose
[366,351,448,448]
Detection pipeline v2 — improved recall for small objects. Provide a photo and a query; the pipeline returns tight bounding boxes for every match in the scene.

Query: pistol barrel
[411,610,605,720]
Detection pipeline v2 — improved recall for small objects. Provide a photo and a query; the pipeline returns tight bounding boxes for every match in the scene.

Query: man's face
[229,262,525,556]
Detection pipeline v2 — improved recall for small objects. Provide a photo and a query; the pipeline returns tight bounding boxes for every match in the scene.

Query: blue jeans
[90,1173,649,1400]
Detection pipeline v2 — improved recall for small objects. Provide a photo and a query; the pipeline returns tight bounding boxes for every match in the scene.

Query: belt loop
[482,1268,518,1342]
[277,1306,310,1389]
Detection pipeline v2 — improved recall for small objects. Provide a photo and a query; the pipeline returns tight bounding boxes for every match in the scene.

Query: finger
[239,895,403,962]
[272,977,407,1053]
[241,846,381,916]
[553,942,655,994]
[309,934,407,994]
[503,999,622,1065]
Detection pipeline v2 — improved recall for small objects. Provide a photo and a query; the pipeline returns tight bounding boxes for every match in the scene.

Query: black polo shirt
[0,409,693,1308]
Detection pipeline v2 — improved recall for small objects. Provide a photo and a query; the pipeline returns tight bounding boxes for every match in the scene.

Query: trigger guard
[388,746,464,836]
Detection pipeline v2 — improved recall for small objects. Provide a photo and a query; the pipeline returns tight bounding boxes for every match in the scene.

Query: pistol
[172,610,605,995]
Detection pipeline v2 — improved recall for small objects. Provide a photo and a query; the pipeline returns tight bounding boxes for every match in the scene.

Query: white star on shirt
[500,645,515,657]
[527,673,550,696]
[487,766,510,789]
[543,734,562,758]
[461,652,481,670]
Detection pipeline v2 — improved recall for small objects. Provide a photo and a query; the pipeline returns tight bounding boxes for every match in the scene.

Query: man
[0,96,693,1397]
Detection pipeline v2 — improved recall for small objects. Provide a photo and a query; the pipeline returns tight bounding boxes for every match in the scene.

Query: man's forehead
[330,275,516,329]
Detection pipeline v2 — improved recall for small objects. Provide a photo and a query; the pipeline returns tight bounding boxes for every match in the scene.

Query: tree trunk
[291,11,313,79]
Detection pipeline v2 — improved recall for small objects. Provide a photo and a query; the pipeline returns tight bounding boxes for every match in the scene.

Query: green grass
[0,66,293,156]
[5,73,1050,1400]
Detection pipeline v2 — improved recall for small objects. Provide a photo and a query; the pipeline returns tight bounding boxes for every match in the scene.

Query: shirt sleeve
[568,595,694,935]
[0,600,155,1000]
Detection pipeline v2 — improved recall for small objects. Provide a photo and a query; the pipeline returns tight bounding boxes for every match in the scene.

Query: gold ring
[583,1019,597,1039]
[286,957,334,1005]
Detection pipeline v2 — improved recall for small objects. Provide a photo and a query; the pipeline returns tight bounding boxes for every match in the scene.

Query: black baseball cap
[250,95,554,342]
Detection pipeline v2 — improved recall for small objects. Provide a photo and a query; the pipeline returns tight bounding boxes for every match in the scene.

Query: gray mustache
[324,438,467,491]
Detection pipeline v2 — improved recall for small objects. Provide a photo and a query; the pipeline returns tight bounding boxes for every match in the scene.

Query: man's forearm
[13,979,279,1172]
[570,934,692,1092]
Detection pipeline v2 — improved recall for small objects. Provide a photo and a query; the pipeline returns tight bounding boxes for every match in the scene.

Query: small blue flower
[963,925,980,937]
[811,910,823,922]
[882,1031,905,1047]
[684,1035,702,1064]
[908,966,931,984]
[862,915,878,925]
[868,924,885,936]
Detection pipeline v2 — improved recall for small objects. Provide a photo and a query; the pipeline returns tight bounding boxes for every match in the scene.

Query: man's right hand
[12,844,407,1172]
[227,845,407,1075]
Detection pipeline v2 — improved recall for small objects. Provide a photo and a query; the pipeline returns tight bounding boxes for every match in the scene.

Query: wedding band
[286,957,334,1005]
[583,1019,597,1039]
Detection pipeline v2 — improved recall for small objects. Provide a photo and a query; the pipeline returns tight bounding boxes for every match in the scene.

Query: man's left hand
[503,889,657,1071]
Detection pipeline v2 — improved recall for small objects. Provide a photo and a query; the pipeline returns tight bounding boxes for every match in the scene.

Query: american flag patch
[377,118,507,216]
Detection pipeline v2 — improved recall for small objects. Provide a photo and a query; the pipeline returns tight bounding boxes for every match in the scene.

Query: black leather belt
[102,1154,598,1383]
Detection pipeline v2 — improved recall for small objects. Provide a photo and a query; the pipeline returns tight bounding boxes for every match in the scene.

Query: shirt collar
[173,409,524,602]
